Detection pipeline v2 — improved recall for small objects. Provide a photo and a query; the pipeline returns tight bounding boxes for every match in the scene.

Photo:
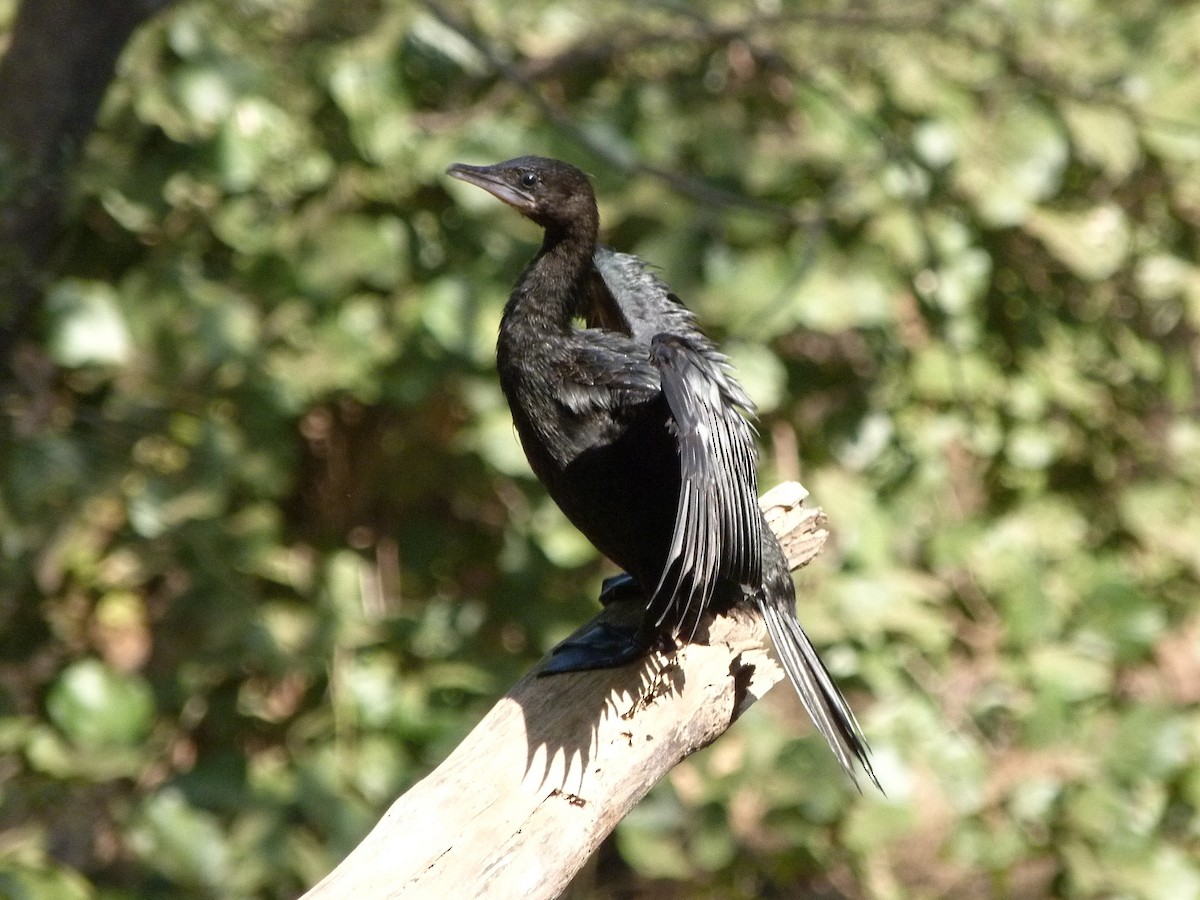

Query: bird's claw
[539,622,649,675]
[598,572,642,606]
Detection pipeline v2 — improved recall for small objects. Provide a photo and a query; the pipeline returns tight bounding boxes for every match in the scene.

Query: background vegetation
[2,0,1199,896]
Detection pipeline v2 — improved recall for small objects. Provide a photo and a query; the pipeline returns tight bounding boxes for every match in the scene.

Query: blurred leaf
[46,659,154,749]
[955,97,1069,225]
[0,864,93,900]
[1027,643,1113,702]
[1105,707,1193,782]
[46,280,131,367]
[1062,102,1141,179]
[297,216,407,298]
[617,790,693,881]
[1026,204,1131,281]
[130,788,232,891]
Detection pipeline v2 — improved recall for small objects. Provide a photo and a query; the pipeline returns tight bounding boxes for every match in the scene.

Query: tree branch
[303,481,828,899]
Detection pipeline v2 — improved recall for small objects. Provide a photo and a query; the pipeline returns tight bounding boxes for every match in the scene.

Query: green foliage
[3,0,1200,896]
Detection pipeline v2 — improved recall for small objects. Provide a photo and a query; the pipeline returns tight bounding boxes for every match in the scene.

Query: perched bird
[447,155,876,788]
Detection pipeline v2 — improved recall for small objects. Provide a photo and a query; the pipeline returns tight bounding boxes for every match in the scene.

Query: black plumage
[447,155,877,788]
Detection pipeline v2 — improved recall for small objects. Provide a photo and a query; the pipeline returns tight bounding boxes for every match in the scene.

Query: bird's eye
[520,172,538,188]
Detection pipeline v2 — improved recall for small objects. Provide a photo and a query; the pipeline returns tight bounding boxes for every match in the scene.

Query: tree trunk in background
[0,0,173,370]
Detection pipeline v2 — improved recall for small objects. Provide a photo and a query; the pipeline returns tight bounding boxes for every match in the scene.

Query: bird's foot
[598,572,642,606]
[540,622,650,675]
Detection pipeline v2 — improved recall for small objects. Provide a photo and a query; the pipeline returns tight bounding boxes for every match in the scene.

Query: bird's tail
[760,597,879,792]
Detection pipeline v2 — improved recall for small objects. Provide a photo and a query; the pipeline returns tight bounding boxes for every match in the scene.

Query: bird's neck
[503,226,595,336]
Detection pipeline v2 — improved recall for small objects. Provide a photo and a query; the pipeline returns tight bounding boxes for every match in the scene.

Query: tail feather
[760,599,879,792]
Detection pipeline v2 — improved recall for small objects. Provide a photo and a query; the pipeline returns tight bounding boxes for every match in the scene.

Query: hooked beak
[446,162,537,215]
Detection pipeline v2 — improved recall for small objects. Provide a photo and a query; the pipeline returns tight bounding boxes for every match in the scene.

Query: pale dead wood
[303,480,828,900]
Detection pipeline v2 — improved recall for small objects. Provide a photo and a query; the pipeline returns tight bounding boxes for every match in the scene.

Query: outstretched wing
[648,332,762,638]
[585,248,876,788]
[585,248,763,636]
[588,247,697,344]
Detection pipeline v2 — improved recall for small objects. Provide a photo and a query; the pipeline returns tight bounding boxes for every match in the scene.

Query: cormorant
[447,156,876,788]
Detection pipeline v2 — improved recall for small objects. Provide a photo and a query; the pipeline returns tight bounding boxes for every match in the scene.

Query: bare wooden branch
[303,481,827,900]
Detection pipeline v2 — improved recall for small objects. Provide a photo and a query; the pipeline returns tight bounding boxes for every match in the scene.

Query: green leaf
[130,788,232,890]
[1026,204,1131,281]
[46,280,131,367]
[1027,644,1113,702]
[1062,102,1141,179]
[955,99,1069,225]
[0,863,92,900]
[45,659,154,749]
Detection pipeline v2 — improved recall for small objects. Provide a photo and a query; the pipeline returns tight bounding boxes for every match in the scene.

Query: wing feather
[649,333,762,636]
[586,249,763,636]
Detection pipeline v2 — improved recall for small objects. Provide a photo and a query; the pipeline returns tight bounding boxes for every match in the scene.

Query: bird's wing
[556,333,662,414]
[648,332,763,638]
[589,248,697,344]
[573,249,764,635]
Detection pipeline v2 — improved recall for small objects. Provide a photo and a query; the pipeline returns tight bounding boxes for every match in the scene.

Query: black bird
[447,156,876,788]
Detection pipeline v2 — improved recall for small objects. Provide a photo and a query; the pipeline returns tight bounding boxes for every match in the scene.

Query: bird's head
[447,156,597,239]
